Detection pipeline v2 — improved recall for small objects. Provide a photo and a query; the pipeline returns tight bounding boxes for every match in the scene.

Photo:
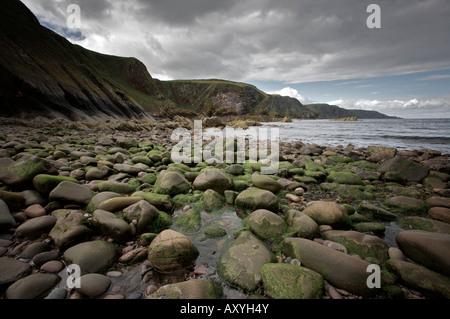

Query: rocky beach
[0,116,449,300]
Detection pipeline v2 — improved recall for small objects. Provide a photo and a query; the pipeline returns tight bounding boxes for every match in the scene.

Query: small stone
[40,260,64,273]
[388,247,406,260]
[24,204,46,218]
[76,273,111,297]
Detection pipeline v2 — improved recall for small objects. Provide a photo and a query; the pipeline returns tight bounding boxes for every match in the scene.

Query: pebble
[323,240,348,254]
[24,204,46,218]
[40,260,64,273]
[285,193,302,202]
[106,271,123,278]
[145,285,158,296]
[388,247,406,260]
[325,284,343,299]
[319,225,333,232]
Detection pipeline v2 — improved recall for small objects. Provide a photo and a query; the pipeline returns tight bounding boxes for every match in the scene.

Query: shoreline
[0,119,449,300]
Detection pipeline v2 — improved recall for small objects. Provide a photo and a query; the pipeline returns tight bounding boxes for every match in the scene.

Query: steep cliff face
[0,0,155,121]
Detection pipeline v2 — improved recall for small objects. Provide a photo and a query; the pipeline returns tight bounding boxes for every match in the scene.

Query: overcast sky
[21,0,450,118]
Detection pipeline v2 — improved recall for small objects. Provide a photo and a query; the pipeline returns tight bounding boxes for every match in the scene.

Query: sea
[256,118,450,155]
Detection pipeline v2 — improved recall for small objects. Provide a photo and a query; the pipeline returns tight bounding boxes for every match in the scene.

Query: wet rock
[0,156,56,189]
[384,196,428,215]
[173,208,201,233]
[153,170,191,196]
[32,174,79,194]
[86,192,121,214]
[327,171,363,185]
[97,196,143,212]
[20,242,50,259]
[285,210,320,239]
[0,256,32,285]
[302,201,349,227]
[398,216,450,234]
[118,247,148,264]
[203,225,227,238]
[261,263,323,299]
[132,191,174,212]
[282,237,375,297]
[202,189,225,212]
[218,231,276,291]
[32,250,60,267]
[0,190,26,212]
[91,210,132,243]
[76,273,111,297]
[63,240,117,274]
[357,201,397,221]
[396,230,450,277]
[24,204,46,218]
[49,181,94,206]
[49,210,92,250]
[193,169,233,195]
[146,279,222,299]
[386,259,450,299]
[40,260,64,273]
[245,209,287,241]
[322,230,389,262]
[251,173,282,193]
[235,187,278,213]
[378,156,429,184]
[14,215,56,240]
[5,273,61,299]
[122,200,159,233]
[0,199,16,231]
[147,229,199,272]
[428,207,450,224]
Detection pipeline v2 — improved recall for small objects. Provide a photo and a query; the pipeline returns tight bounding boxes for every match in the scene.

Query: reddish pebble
[24,204,46,218]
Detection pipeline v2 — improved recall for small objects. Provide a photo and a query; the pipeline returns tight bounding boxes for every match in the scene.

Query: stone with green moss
[146,279,222,299]
[260,263,323,299]
[140,173,157,185]
[397,216,450,234]
[328,156,353,164]
[132,191,174,212]
[357,201,397,221]
[98,181,137,195]
[251,173,282,193]
[353,222,386,236]
[304,170,327,182]
[235,187,278,213]
[293,175,317,184]
[245,209,287,242]
[174,208,201,233]
[327,171,363,185]
[154,170,192,196]
[203,225,227,238]
[384,196,428,215]
[322,230,389,262]
[218,231,276,292]
[305,162,326,173]
[0,156,56,189]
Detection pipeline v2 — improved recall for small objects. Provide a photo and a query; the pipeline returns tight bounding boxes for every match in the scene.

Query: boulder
[49,181,94,206]
[0,257,32,285]
[398,216,450,234]
[5,273,61,299]
[386,259,450,299]
[378,156,429,183]
[0,190,26,212]
[282,237,375,297]
[327,171,363,185]
[193,169,233,195]
[260,263,323,299]
[132,191,174,212]
[322,230,389,262]
[367,146,397,163]
[146,279,222,299]
[91,210,132,243]
[153,170,192,196]
[384,196,428,215]
[235,187,279,213]
[395,230,450,277]
[49,210,92,251]
[122,200,159,233]
[285,210,320,239]
[245,209,287,241]
[202,189,225,212]
[218,231,276,291]
[302,201,349,227]
[32,174,79,194]
[173,208,202,233]
[76,273,111,297]
[251,173,282,193]
[63,240,117,274]
[0,199,16,231]
[0,156,56,189]
[147,229,199,272]
[14,215,57,240]
[86,192,121,214]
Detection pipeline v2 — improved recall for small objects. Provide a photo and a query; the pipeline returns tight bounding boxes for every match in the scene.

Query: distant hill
[304,104,397,119]
[0,0,395,121]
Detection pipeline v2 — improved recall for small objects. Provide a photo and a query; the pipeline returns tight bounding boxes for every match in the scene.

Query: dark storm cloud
[20,0,450,83]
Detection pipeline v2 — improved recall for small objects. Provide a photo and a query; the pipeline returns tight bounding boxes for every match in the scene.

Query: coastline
[0,118,449,300]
